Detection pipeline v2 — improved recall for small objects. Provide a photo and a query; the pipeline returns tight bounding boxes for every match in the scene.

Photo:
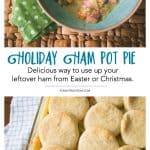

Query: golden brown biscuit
[118,145,141,150]
[121,110,145,148]
[78,127,119,150]
[48,97,89,120]
[40,145,66,150]
[84,102,123,135]
[124,97,145,111]
[39,112,79,150]
[94,96,124,108]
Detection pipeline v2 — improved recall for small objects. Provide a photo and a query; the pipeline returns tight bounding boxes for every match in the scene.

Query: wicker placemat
[5,0,145,47]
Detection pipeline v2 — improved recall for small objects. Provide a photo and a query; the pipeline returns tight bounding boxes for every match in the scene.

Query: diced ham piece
[86,9,101,23]
[78,0,101,23]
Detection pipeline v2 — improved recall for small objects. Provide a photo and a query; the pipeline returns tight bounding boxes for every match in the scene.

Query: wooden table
[4,97,12,126]
[5,0,145,47]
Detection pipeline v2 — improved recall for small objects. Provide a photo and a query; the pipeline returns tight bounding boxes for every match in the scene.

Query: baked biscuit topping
[28,97,146,150]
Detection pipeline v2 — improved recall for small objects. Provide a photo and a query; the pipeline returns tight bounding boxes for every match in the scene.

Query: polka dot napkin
[10,0,57,43]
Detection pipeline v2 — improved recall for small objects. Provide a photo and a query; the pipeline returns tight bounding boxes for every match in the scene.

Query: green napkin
[10,0,57,43]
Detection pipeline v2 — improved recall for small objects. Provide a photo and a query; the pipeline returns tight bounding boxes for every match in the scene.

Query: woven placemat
[5,0,145,47]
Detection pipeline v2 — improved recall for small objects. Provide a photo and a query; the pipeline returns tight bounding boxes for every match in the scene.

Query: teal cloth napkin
[10,0,57,43]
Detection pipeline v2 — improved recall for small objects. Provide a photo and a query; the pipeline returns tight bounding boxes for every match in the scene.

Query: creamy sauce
[101,3,115,19]
[63,1,82,15]
[60,0,117,23]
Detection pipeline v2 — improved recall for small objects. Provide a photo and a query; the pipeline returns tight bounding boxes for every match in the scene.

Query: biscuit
[124,97,145,111]
[39,112,79,149]
[121,110,145,148]
[48,97,89,120]
[78,127,119,150]
[117,135,125,146]
[94,96,124,108]
[84,102,123,135]
[40,145,66,150]
[118,145,141,150]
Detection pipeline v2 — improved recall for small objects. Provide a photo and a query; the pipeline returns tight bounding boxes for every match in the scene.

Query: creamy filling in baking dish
[56,0,118,24]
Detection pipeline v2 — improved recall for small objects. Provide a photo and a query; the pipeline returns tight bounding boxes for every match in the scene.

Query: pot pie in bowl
[27,96,146,150]
[37,0,142,32]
